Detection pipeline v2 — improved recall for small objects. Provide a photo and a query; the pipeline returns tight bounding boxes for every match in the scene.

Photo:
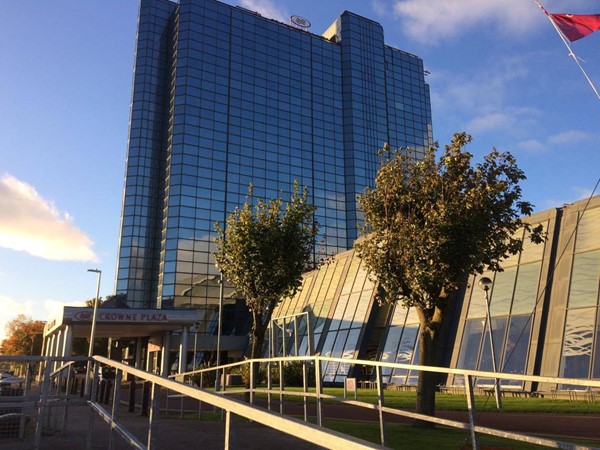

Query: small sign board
[344,377,357,399]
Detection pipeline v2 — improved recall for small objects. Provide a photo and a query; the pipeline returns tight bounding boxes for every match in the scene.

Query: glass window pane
[593,309,600,378]
[490,267,517,316]
[568,250,600,308]
[511,263,541,315]
[502,315,531,385]
[520,221,547,264]
[560,308,594,379]
[457,319,484,370]
[478,317,507,373]
[390,324,419,383]
[575,207,600,253]
[467,273,493,319]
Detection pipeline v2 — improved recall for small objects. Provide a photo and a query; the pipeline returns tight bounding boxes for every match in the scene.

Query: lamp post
[215,272,224,392]
[478,276,502,409]
[192,321,200,371]
[85,268,102,396]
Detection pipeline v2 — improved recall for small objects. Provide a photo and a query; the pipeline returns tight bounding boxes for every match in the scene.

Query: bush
[191,363,216,388]
[267,361,315,387]
[227,363,266,386]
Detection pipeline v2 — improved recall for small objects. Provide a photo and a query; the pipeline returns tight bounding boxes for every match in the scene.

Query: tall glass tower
[116,0,432,338]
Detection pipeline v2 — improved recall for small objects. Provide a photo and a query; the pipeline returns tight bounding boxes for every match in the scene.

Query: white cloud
[0,174,98,262]
[465,112,513,134]
[431,56,530,113]
[516,130,593,153]
[516,139,546,153]
[464,106,540,136]
[392,0,539,43]
[0,296,33,342]
[239,0,287,22]
[431,56,542,139]
[542,187,596,210]
[371,0,388,17]
[547,130,591,145]
[0,295,83,341]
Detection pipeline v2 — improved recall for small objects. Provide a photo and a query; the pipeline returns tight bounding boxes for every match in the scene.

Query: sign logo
[291,15,311,30]
[74,311,93,321]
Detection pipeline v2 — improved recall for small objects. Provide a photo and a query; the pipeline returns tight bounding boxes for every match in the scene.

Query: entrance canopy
[44,306,202,339]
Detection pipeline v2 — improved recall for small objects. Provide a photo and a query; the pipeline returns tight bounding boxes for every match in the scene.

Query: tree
[214,182,319,364]
[1,314,45,356]
[355,133,544,422]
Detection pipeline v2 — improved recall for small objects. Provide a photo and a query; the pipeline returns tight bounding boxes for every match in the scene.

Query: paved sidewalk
[4,396,600,449]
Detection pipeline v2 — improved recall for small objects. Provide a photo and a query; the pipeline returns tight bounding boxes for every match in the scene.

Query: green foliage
[355,133,544,416]
[191,363,217,388]
[228,362,266,386]
[356,133,544,312]
[281,361,316,387]
[0,314,45,356]
[214,181,319,358]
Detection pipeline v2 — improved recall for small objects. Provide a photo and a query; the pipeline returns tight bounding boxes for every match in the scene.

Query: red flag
[550,13,600,41]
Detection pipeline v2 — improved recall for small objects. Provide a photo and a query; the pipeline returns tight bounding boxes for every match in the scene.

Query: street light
[215,272,224,392]
[478,276,502,409]
[192,321,200,371]
[85,268,102,396]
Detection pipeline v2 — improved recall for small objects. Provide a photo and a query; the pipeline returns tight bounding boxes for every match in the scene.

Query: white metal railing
[173,355,600,450]
[0,355,89,448]
[90,355,379,450]
[3,354,599,449]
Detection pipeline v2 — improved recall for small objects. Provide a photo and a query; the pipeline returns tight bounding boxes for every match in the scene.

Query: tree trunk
[247,312,267,396]
[414,304,444,428]
[415,326,438,427]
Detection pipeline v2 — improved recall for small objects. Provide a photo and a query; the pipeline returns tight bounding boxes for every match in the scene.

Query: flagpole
[532,0,600,100]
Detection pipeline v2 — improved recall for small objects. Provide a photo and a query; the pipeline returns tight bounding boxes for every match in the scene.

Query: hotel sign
[72,311,168,323]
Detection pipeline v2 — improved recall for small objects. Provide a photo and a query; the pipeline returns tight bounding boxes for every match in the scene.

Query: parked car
[0,376,24,386]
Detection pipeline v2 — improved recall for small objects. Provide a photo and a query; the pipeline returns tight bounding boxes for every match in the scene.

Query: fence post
[278,359,284,414]
[376,365,386,447]
[86,363,100,450]
[34,358,52,449]
[267,361,272,411]
[249,362,254,404]
[147,382,160,449]
[108,369,122,450]
[61,366,72,434]
[465,374,480,450]
[224,410,231,450]
[302,359,308,422]
[315,357,323,427]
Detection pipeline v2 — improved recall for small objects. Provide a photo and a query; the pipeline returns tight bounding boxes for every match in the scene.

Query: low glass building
[270,195,600,387]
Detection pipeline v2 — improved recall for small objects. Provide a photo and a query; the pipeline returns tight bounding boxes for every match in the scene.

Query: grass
[170,409,600,449]
[263,387,600,414]
[167,388,600,449]
[321,419,600,450]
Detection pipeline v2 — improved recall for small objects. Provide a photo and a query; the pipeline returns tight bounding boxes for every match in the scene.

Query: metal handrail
[168,354,600,450]
[173,354,600,389]
[90,355,381,450]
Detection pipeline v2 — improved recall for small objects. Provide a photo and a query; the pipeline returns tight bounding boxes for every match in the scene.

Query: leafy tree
[214,182,318,365]
[1,314,45,355]
[355,133,543,421]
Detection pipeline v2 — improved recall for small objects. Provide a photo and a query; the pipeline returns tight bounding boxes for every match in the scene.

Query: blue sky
[1,0,599,340]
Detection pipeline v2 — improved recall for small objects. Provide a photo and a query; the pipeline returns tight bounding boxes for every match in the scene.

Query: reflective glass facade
[116,0,433,340]
[273,196,600,387]
[270,249,378,382]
